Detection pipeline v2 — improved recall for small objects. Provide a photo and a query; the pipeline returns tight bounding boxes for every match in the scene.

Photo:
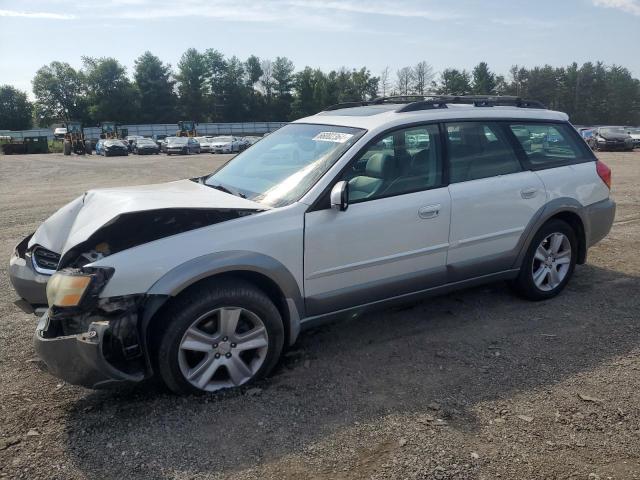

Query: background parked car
[210,136,242,153]
[195,136,214,153]
[238,137,251,151]
[133,138,160,155]
[577,127,596,149]
[593,126,634,151]
[242,136,262,146]
[166,136,200,155]
[160,136,174,153]
[125,135,145,152]
[626,127,640,148]
[152,134,167,148]
[95,139,129,157]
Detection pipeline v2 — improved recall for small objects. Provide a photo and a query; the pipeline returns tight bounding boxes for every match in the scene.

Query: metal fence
[0,122,288,141]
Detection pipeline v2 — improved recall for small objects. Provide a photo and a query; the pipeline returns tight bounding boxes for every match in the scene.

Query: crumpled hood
[28,179,267,256]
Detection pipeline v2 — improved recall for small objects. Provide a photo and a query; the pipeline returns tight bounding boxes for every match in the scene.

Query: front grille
[32,247,60,273]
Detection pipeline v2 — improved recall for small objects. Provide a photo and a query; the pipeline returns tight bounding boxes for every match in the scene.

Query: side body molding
[147,250,304,345]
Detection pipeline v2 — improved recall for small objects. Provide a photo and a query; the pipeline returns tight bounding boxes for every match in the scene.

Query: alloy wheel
[531,232,572,291]
[178,307,269,392]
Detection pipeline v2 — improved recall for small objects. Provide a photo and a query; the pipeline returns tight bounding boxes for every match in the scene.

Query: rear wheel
[63,140,71,156]
[155,279,284,394]
[511,219,577,301]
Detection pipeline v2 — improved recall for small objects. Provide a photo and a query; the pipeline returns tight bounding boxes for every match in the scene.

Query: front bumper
[9,252,49,307]
[167,147,187,154]
[105,149,128,156]
[597,141,632,151]
[34,308,146,389]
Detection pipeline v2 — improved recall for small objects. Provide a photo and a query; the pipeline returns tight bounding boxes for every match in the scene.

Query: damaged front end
[35,267,152,388]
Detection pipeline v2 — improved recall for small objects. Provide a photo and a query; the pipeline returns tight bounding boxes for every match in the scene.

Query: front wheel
[511,219,577,301]
[154,279,284,394]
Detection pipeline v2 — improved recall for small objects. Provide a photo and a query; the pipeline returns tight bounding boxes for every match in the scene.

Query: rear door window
[445,122,522,183]
[509,123,592,168]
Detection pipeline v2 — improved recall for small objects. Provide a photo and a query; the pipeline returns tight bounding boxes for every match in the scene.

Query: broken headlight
[46,268,114,308]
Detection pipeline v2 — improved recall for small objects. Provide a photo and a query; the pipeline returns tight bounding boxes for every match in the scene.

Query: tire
[85,142,92,155]
[63,141,71,156]
[511,219,577,301]
[154,279,284,395]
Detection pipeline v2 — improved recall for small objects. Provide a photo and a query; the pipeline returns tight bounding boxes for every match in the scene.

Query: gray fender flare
[144,251,304,345]
[512,197,588,268]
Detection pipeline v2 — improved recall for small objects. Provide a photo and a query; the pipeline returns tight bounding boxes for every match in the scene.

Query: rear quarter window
[509,123,593,169]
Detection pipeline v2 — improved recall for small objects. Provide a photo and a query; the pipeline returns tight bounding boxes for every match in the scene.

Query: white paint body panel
[447,171,546,264]
[533,162,608,207]
[304,188,451,298]
[93,203,305,298]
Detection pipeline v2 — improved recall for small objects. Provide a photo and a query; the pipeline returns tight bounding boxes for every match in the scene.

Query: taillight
[596,160,611,189]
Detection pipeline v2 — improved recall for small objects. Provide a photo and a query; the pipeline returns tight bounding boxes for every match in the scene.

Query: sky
[0,0,638,97]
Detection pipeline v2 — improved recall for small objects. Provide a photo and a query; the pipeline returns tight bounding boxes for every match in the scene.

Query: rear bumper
[34,310,145,389]
[585,198,616,248]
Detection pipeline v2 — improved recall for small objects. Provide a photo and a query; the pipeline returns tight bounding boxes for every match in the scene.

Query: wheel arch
[514,199,588,268]
[143,251,303,347]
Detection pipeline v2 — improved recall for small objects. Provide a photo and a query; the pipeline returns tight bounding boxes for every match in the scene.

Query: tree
[32,61,88,125]
[133,51,177,123]
[472,62,496,95]
[271,56,295,119]
[396,67,414,95]
[221,56,248,121]
[437,69,472,95]
[412,61,434,95]
[244,55,264,120]
[175,48,208,121]
[379,66,391,97]
[245,55,263,88]
[83,56,138,123]
[204,49,227,121]
[351,67,379,100]
[292,66,319,118]
[0,85,32,130]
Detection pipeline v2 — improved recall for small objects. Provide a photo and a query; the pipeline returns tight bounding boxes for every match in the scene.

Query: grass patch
[48,140,63,153]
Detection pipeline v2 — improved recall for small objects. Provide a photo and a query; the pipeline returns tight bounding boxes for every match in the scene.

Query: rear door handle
[418,204,440,219]
[520,188,538,199]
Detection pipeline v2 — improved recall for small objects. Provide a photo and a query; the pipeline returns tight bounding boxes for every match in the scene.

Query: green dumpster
[24,136,49,154]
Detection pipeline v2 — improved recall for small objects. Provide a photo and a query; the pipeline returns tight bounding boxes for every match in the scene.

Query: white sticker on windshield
[312,132,354,143]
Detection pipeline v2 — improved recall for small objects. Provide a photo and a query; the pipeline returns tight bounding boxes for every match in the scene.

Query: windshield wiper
[208,183,246,198]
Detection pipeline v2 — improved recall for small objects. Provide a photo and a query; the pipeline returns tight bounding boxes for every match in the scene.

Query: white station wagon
[9,96,615,394]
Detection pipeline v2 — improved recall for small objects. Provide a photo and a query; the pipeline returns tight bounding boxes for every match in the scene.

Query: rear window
[509,123,592,168]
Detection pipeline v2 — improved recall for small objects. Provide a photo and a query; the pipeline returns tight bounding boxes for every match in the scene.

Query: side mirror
[330,181,349,211]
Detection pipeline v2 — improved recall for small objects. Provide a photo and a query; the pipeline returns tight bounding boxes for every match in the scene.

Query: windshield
[105,140,124,146]
[168,137,188,144]
[629,127,640,134]
[212,136,233,142]
[205,123,365,207]
[600,127,626,135]
[138,139,155,145]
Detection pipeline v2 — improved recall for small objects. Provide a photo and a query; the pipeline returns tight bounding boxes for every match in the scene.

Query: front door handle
[418,204,440,219]
[520,188,538,199]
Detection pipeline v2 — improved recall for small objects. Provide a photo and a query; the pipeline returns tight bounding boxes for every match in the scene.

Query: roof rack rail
[323,95,546,113]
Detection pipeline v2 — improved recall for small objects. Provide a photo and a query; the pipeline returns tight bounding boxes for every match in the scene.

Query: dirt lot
[0,151,639,480]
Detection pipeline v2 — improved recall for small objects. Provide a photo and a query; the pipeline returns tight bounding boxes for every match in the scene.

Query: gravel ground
[0,151,639,480]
